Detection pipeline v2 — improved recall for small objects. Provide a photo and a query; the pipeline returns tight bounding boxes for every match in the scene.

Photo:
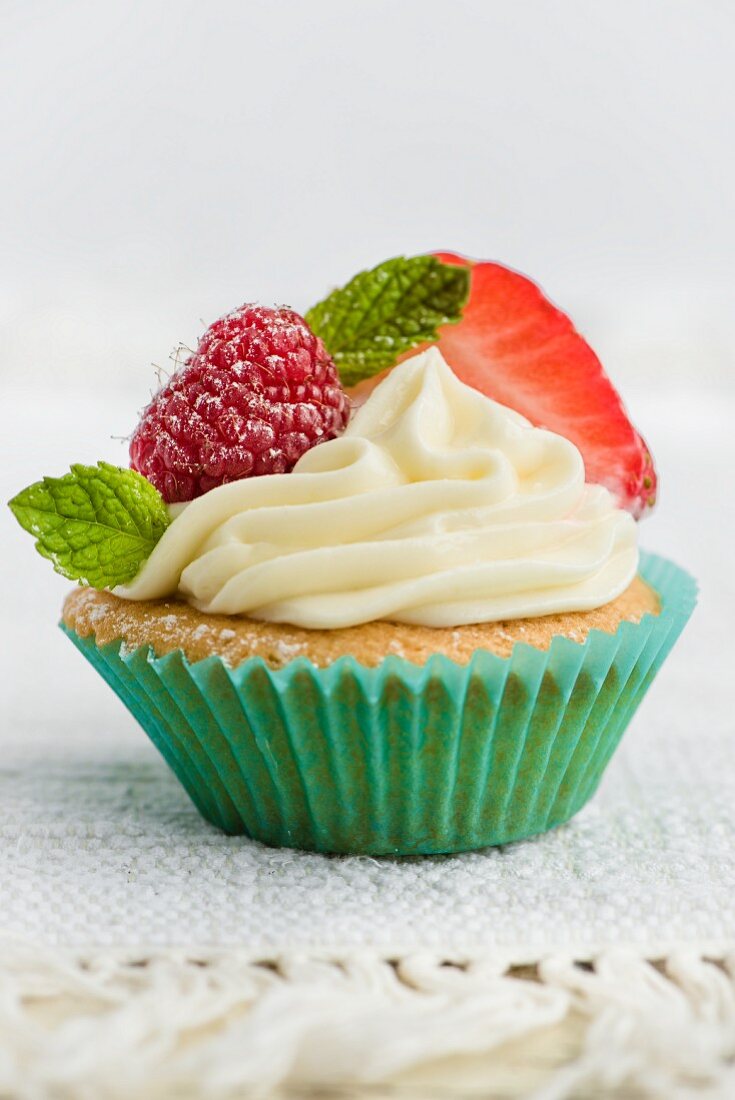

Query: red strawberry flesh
[432,253,656,518]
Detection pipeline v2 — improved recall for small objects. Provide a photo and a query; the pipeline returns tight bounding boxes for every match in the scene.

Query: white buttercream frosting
[117,348,638,628]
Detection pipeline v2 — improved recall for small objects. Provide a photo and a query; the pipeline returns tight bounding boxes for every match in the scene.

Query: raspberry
[130,305,350,502]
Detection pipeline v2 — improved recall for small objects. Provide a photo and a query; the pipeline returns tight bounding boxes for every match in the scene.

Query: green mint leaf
[305,254,470,387]
[8,462,171,588]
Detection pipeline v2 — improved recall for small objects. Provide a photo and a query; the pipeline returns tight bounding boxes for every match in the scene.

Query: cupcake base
[62,575,659,668]
[60,553,696,855]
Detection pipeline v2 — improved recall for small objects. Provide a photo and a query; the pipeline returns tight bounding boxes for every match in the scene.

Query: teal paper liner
[60,552,697,855]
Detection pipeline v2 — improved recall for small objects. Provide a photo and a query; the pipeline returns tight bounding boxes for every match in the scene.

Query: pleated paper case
[61,552,696,855]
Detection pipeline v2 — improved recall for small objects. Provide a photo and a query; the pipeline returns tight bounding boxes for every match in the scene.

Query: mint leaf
[8,462,171,588]
[305,255,470,387]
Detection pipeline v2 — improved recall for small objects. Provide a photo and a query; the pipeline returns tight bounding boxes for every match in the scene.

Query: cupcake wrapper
[61,552,697,855]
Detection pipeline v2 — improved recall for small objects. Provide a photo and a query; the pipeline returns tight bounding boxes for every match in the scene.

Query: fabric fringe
[0,942,734,1098]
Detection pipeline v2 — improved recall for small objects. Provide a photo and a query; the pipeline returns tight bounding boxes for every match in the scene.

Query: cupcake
[9,253,696,855]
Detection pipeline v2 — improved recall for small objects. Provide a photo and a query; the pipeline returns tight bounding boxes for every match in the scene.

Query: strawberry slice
[349,253,656,518]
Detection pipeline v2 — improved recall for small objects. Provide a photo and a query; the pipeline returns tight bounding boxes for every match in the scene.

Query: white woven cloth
[1,386,732,959]
[2,709,733,957]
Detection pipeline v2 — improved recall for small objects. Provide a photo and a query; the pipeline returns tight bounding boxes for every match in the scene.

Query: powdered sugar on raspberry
[130,305,350,502]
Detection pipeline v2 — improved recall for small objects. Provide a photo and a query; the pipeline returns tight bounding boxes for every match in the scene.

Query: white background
[1,0,733,399]
[1,2,733,744]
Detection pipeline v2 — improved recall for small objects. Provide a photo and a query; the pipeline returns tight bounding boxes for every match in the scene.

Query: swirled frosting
[117,347,638,628]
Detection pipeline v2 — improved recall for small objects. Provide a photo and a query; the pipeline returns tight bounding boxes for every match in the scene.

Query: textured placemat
[2,671,732,956]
